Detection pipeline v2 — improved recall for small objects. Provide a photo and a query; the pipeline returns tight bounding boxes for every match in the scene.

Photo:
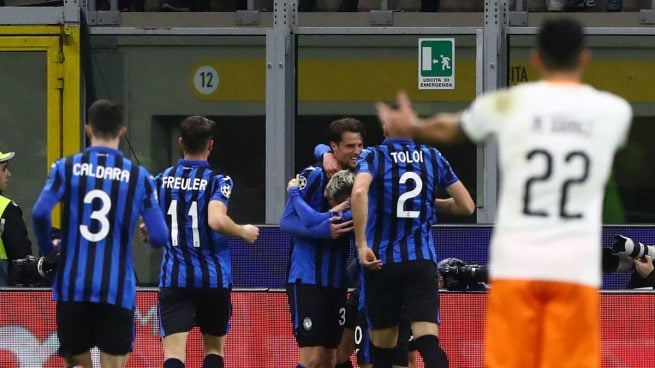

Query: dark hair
[326,118,365,144]
[180,116,215,154]
[87,100,124,139]
[538,18,585,71]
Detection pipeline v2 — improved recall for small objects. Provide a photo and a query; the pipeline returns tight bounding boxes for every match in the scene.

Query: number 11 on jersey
[167,200,201,247]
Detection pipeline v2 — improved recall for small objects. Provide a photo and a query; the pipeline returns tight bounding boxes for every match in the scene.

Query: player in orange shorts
[377,17,632,368]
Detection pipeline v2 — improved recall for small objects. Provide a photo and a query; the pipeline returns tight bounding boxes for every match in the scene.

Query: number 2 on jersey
[397,172,423,218]
[523,149,590,219]
[167,200,201,247]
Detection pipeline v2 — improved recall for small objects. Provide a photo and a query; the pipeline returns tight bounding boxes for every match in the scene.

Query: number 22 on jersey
[522,149,590,219]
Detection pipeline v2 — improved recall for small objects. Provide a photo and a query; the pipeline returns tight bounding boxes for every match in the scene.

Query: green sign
[418,38,455,89]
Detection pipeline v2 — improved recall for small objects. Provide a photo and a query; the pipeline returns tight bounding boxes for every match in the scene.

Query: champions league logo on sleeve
[220,183,232,199]
[298,175,308,190]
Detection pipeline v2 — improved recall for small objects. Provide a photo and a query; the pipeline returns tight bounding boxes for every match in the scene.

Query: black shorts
[158,287,232,337]
[344,288,359,331]
[355,308,410,366]
[56,301,134,357]
[364,260,439,329]
[408,334,417,352]
[286,282,347,348]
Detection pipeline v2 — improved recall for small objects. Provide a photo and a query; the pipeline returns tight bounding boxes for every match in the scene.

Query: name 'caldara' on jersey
[38,146,160,310]
[72,162,131,182]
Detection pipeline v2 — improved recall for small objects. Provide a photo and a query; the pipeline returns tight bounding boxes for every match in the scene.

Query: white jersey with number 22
[461,80,632,287]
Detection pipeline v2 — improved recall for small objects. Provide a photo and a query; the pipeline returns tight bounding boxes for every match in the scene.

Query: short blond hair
[324,169,354,202]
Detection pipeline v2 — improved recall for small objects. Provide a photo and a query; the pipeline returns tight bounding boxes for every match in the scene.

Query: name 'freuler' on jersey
[160,176,208,191]
[156,160,234,289]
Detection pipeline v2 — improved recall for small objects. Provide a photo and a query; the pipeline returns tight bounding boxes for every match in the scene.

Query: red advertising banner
[0,290,652,367]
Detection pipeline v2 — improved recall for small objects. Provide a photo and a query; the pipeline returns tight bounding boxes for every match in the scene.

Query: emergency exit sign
[418,38,455,90]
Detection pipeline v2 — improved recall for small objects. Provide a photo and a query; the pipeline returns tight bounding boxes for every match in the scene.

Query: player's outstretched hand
[241,224,260,244]
[358,246,382,271]
[330,218,353,239]
[376,91,418,136]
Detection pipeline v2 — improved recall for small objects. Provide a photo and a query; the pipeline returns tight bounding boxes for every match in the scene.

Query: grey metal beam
[86,20,655,37]
[64,0,81,23]
[508,26,655,35]
[89,27,269,35]
[265,0,297,224]
[474,28,488,221]
[475,0,507,224]
[0,7,64,25]
[294,26,480,34]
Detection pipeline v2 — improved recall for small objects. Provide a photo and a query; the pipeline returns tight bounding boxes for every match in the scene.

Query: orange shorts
[485,279,600,368]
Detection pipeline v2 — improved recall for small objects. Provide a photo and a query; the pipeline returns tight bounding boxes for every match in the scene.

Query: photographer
[628,255,655,289]
[0,150,33,286]
[10,228,59,287]
[437,258,489,292]
[603,235,655,290]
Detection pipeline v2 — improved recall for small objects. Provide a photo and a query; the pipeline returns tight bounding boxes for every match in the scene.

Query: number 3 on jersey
[167,200,201,247]
[80,189,112,242]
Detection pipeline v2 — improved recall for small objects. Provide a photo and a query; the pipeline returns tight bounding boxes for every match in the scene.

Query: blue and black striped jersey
[356,138,459,265]
[38,146,160,310]
[282,164,350,289]
[156,160,233,289]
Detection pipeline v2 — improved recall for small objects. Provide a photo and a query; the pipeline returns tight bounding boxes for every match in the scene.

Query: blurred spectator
[605,0,623,11]
[299,0,315,11]
[160,0,210,11]
[122,0,145,11]
[338,0,357,11]
[547,0,622,11]
[92,0,145,11]
[338,0,440,12]
[565,0,596,11]
[421,0,440,11]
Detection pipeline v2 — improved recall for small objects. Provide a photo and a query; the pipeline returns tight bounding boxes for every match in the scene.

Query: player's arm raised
[436,181,475,216]
[377,91,467,145]
[208,200,259,244]
[415,112,467,145]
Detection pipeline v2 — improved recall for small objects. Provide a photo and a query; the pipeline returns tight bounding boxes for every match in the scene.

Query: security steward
[0,150,33,286]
